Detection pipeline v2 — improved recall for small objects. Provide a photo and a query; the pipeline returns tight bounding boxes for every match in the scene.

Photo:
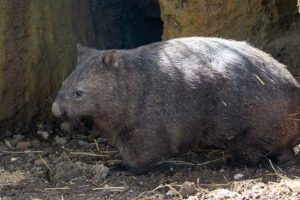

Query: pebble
[234,173,244,180]
[97,137,108,144]
[31,139,41,148]
[4,140,12,148]
[60,121,72,133]
[92,164,109,181]
[219,169,225,173]
[159,177,168,185]
[293,144,300,155]
[13,134,24,141]
[179,181,198,198]
[17,141,32,150]
[166,190,177,196]
[37,130,49,140]
[78,140,89,147]
[10,157,19,162]
[55,136,67,146]
[34,158,49,167]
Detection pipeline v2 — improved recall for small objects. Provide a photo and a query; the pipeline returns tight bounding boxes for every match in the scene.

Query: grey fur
[53,37,300,168]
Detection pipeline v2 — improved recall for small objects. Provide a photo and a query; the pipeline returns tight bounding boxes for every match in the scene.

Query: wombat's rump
[52,37,300,168]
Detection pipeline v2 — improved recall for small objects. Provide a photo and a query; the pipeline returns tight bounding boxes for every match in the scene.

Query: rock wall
[160,0,300,75]
[0,0,95,129]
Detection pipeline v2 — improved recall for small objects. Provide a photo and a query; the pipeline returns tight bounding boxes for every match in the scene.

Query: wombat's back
[120,37,300,165]
[133,37,297,86]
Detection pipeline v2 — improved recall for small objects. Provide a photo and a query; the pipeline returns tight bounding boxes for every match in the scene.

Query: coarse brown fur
[53,37,300,168]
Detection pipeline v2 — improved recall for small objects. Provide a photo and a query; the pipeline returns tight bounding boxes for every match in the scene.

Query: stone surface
[159,0,300,75]
[179,181,198,198]
[0,0,94,129]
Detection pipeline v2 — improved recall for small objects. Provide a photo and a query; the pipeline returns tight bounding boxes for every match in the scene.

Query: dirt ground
[1,125,300,200]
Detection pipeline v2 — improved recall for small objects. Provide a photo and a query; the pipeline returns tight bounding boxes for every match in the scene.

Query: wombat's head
[52,45,123,121]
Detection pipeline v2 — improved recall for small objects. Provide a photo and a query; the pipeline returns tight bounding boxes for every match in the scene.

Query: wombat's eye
[74,90,84,98]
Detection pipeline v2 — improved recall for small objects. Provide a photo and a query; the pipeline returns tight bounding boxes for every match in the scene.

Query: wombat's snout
[52,101,64,117]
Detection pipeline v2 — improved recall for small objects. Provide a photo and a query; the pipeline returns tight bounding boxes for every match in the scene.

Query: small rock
[50,161,86,183]
[97,137,108,144]
[78,140,89,147]
[138,181,144,185]
[34,158,49,167]
[17,141,32,150]
[293,144,300,155]
[31,139,41,148]
[37,123,44,129]
[4,140,12,148]
[60,121,72,133]
[219,169,225,173]
[11,157,19,162]
[55,136,67,146]
[13,134,24,141]
[37,130,49,140]
[92,164,109,181]
[179,181,198,198]
[159,177,168,185]
[233,173,244,180]
[166,190,177,196]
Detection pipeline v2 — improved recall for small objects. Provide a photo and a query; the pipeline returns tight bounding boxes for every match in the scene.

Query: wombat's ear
[102,50,119,68]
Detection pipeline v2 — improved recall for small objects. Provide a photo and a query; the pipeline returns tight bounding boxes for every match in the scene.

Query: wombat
[52,37,300,168]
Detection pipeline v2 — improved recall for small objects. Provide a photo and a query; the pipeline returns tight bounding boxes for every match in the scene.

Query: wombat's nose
[52,102,62,117]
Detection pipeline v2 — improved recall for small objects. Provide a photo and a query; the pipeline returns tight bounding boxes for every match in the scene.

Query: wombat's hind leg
[270,148,296,165]
[228,148,267,167]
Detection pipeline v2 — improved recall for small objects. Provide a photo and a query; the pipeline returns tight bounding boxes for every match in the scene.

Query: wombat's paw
[271,149,297,167]
[227,151,265,168]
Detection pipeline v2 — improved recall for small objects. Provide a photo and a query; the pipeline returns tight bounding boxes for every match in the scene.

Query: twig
[39,154,52,172]
[101,150,119,154]
[69,152,109,157]
[155,160,195,166]
[197,149,224,153]
[254,74,265,85]
[92,186,126,191]
[196,157,227,166]
[135,184,164,199]
[135,183,181,199]
[1,150,43,154]
[44,187,70,191]
[165,184,183,200]
[268,159,285,179]
[94,139,100,152]
[63,152,72,162]
[199,182,232,187]
[105,160,122,165]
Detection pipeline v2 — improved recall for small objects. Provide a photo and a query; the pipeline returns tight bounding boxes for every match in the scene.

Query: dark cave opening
[89,0,163,49]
